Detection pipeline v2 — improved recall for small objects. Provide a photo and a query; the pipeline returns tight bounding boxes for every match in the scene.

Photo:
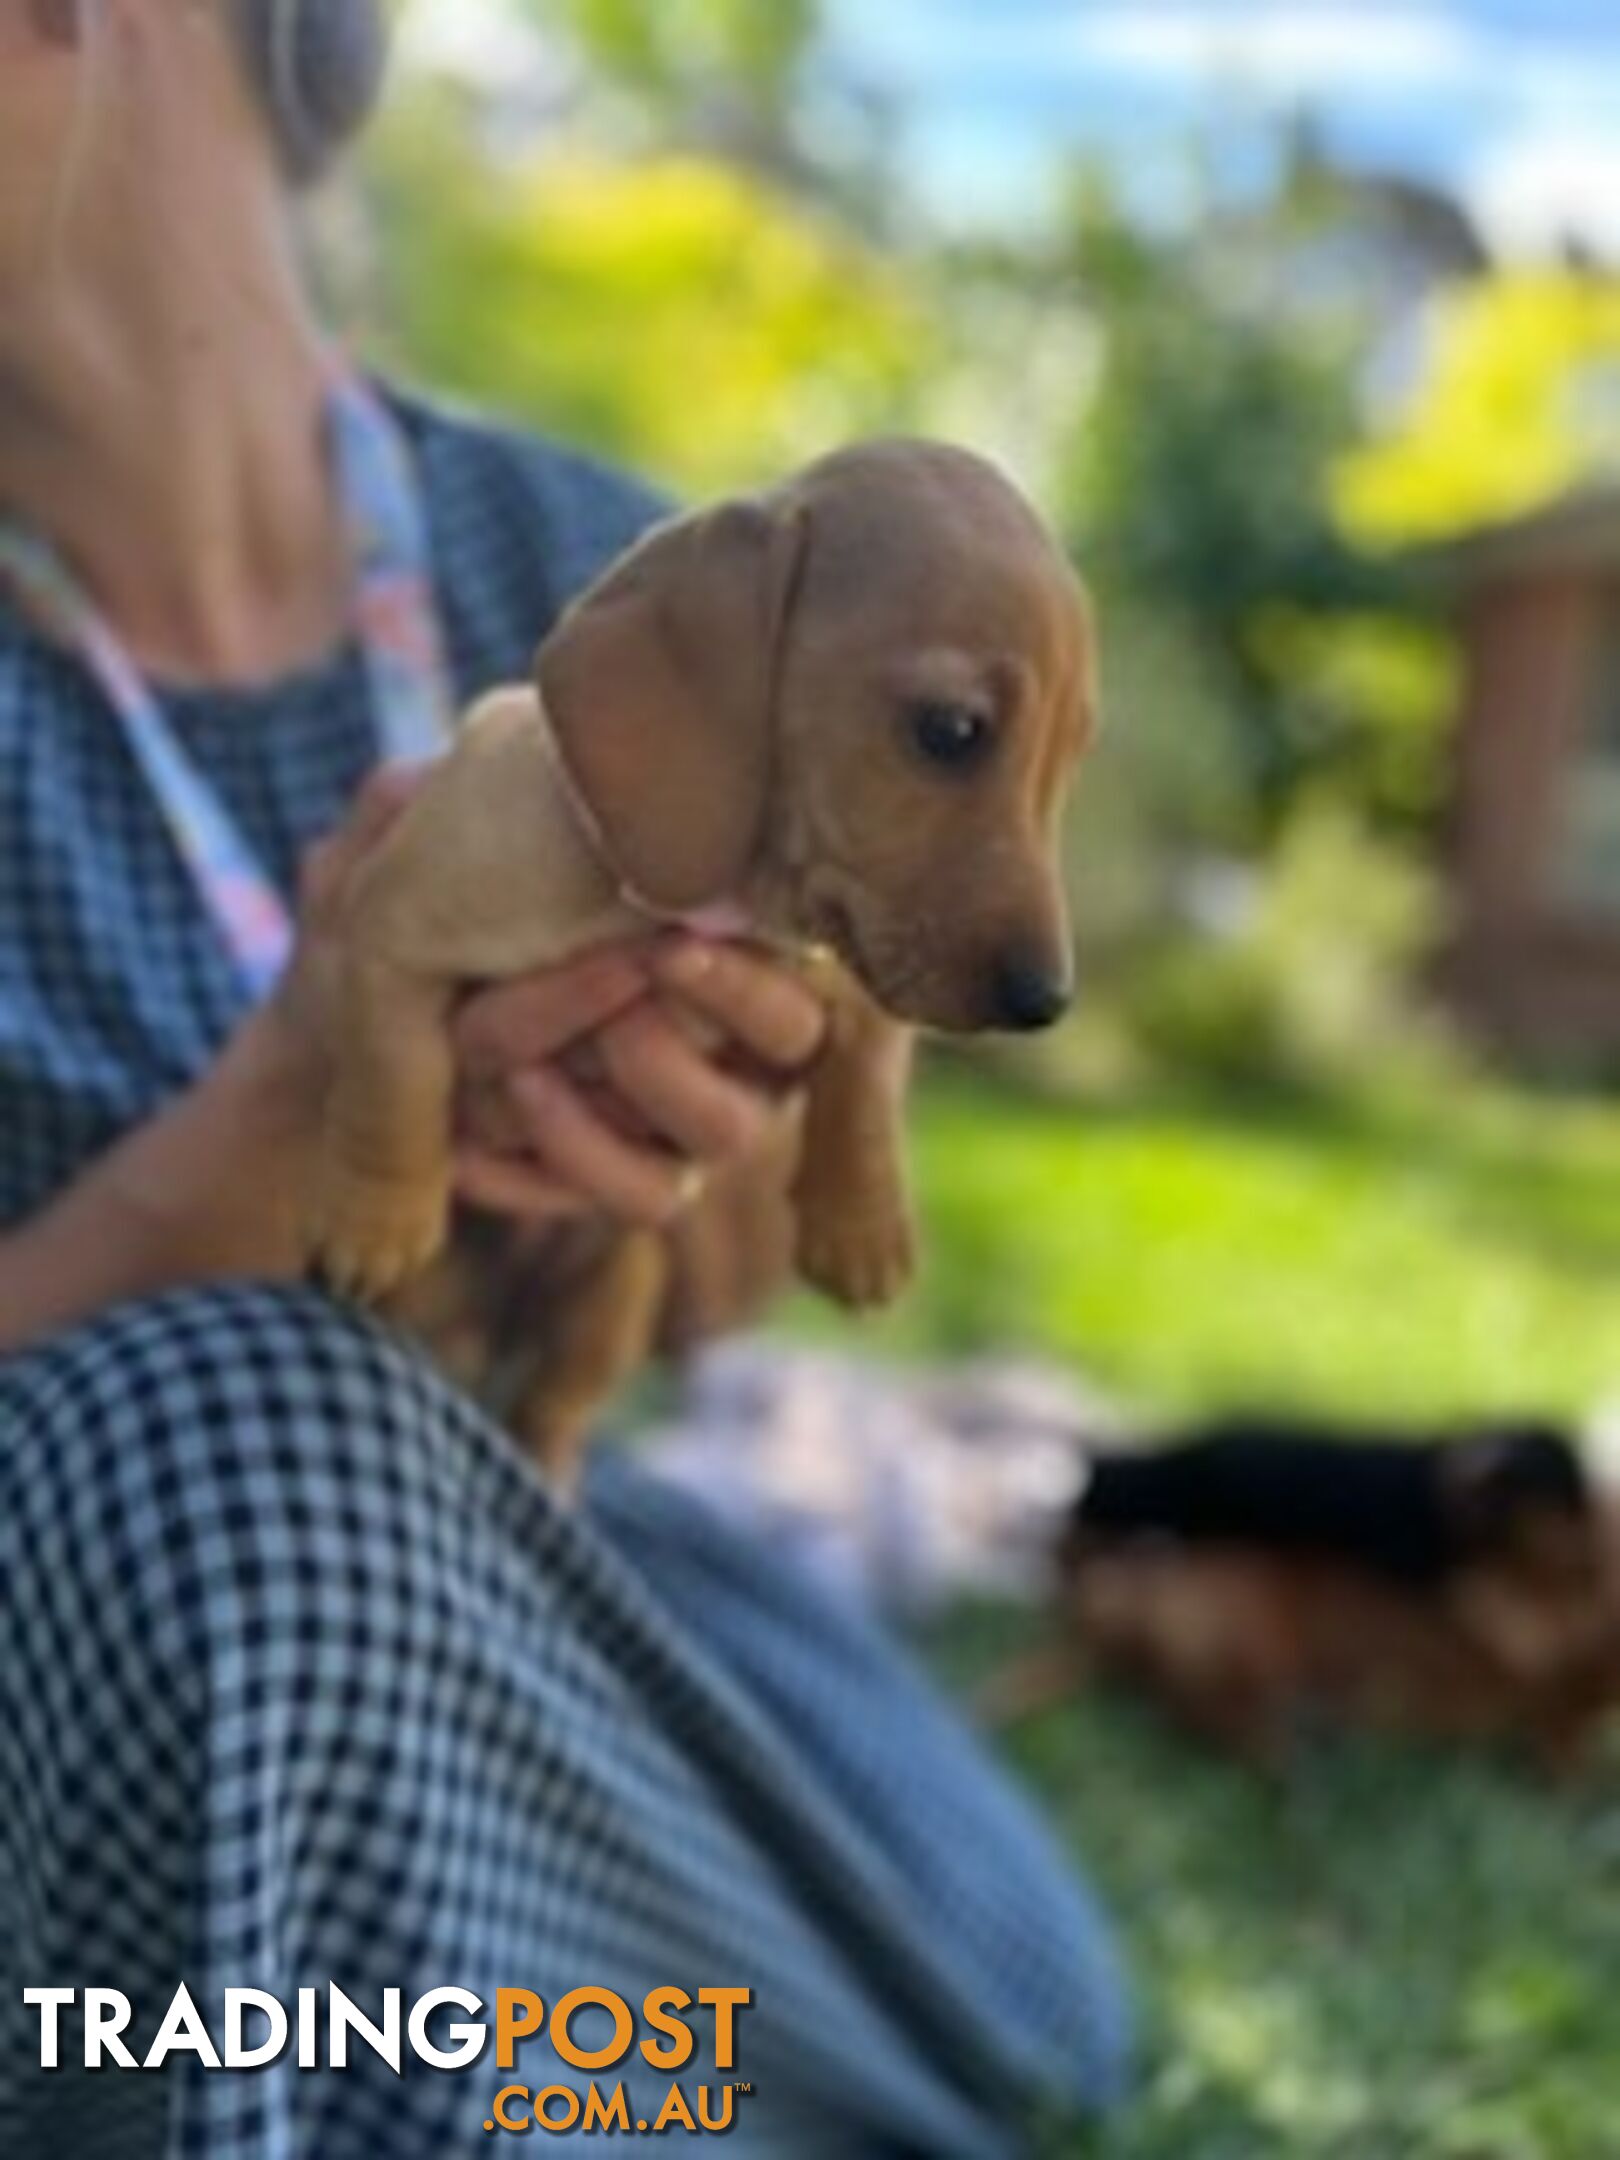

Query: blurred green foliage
[787,1073,1620,1420]
[1245,606,1459,828]
[547,0,818,115]
[1339,269,1620,542]
[1116,799,1459,1104]
[366,103,926,493]
[1060,181,1386,801]
[929,1609,1620,2160]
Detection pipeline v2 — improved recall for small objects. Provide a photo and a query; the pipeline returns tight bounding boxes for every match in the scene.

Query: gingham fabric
[0,372,458,998]
[0,394,1129,2157]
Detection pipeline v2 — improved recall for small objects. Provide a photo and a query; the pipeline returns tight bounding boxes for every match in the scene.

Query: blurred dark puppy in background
[1071,1416,1591,1583]
[985,1416,1620,1774]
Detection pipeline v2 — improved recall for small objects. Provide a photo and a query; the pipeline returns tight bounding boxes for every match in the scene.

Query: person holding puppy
[0,4,1127,2153]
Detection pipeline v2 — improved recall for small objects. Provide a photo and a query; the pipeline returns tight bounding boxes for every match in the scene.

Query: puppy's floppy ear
[536,498,807,913]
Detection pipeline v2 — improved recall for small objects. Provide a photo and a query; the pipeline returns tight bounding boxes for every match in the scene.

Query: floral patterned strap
[0,370,456,1004]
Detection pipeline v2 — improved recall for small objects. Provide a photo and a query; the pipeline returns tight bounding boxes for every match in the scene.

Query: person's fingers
[508,1068,702,1228]
[452,1146,594,1223]
[457,1075,531,1155]
[649,937,827,1074]
[596,1002,771,1164]
[459,1065,663,1159]
[454,948,652,1080]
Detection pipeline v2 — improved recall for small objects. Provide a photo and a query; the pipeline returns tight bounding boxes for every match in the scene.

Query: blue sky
[406,1,1620,255]
[820,0,1620,250]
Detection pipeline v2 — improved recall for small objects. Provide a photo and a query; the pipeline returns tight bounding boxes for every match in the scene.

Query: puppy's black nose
[993,955,1072,1032]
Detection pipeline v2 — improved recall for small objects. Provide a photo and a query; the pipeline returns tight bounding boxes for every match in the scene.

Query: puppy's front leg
[308,951,456,1299]
[304,689,629,1302]
[794,989,916,1310]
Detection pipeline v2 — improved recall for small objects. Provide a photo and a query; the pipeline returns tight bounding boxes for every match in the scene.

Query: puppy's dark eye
[907,701,994,772]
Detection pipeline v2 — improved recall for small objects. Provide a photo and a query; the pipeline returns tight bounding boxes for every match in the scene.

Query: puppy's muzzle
[992,951,1072,1033]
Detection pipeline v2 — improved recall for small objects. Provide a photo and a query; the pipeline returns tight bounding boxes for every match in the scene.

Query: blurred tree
[525,0,891,209]
[1009,157,1464,1068]
[1337,269,1620,543]
[1118,794,1459,1103]
[362,86,928,495]
[1244,604,1457,827]
[1056,173,1405,814]
[548,0,818,124]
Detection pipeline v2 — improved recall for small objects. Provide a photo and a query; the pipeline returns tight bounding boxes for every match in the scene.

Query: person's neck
[0,219,349,688]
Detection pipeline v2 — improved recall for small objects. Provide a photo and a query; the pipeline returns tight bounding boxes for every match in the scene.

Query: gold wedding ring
[675,1163,708,1211]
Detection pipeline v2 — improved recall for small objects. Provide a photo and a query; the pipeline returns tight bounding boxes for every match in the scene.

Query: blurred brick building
[1443,493,1620,1066]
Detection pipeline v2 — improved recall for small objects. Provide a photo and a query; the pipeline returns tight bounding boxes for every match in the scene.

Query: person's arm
[0,777,415,1356]
[0,778,826,1360]
[0,1001,321,1354]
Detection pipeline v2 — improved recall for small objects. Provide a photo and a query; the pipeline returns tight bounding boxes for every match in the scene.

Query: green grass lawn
[932,1610,1620,2160]
[808,1070,1620,1421]
[823,1072,1620,2158]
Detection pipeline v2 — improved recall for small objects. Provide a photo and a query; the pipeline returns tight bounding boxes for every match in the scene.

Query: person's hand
[451,934,826,1228]
[266,763,827,1233]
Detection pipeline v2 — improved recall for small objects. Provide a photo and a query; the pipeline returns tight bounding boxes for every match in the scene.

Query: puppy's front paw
[797,1198,916,1311]
[306,1162,450,1301]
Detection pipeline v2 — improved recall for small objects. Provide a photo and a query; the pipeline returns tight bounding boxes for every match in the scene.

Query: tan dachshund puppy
[1072,1546,1619,1775]
[987,1498,1620,1775]
[302,441,1095,1480]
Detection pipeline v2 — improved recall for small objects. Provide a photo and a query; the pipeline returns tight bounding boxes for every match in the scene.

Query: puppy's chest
[382,695,646,979]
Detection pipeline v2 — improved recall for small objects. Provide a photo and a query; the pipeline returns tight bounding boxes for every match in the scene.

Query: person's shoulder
[381,381,675,698]
[391,382,671,606]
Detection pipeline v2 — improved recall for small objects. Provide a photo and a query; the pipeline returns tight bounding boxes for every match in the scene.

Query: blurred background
[333,7,1619,2151]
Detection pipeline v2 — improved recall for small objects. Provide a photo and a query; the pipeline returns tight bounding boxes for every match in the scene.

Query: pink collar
[670,898,756,941]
